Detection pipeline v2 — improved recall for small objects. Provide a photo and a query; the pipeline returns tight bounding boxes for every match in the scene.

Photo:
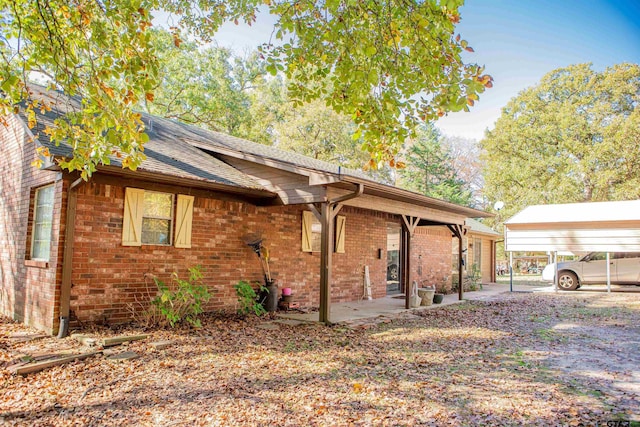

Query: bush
[234,280,267,317]
[150,266,211,328]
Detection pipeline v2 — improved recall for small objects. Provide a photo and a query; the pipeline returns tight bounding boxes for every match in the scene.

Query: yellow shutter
[122,188,144,246]
[335,215,346,253]
[302,211,313,252]
[175,195,194,248]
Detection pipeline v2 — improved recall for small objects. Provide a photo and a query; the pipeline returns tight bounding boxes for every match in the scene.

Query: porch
[278,282,520,325]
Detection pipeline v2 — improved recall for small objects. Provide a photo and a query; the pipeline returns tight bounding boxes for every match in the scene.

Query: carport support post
[509,252,513,292]
[554,251,558,292]
[606,252,611,293]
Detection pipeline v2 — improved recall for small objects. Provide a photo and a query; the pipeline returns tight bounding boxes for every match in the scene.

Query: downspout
[57,177,85,338]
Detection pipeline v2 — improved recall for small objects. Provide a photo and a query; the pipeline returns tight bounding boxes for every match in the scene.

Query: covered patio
[278,283,515,325]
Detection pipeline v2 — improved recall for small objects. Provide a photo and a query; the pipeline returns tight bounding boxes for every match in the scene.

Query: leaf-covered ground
[1,291,639,426]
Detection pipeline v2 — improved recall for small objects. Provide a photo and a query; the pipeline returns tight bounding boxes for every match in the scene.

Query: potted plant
[433,275,448,304]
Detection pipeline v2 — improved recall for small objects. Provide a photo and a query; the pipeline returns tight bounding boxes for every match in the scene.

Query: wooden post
[58,177,84,337]
[402,226,411,309]
[316,184,363,325]
[401,216,419,309]
[318,201,332,324]
[446,224,465,300]
[458,233,464,300]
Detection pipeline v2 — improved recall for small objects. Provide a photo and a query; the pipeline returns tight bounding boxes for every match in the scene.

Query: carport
[504,200,640,292]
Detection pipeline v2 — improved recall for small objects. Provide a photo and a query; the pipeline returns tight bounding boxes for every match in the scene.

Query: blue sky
[435,0,640,140]
[190,0,640,141]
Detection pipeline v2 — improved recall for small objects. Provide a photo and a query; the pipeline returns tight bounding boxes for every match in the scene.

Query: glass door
[386,223,402,294]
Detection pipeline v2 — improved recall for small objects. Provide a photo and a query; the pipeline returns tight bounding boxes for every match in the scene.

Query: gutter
[57,177,85,338]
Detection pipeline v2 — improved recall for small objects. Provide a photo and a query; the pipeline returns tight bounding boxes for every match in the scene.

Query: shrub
[234,280,267,317]
[150,266,211,328]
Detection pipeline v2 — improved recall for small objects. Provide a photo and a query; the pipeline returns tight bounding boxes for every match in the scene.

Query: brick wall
[410,226,454,293]
[0,115,63,334]
[2,115,465,330]
[68,183,401,324]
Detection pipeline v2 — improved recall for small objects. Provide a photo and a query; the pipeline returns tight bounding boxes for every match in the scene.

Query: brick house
[464,218,501,284]
[1,86,490,335]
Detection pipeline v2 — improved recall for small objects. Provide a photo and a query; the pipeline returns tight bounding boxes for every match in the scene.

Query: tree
[1,0,491,178]
[143,30,259,137]
[398,123,473,205]
[442,135,484,205]
[274,99,368,168]
[480,63,640,221]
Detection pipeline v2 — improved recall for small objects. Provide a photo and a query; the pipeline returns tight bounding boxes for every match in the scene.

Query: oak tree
[1,0,491,177]
[480,63,640,221]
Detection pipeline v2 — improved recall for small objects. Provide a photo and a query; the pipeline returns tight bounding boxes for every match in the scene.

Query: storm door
[386,223,402,294]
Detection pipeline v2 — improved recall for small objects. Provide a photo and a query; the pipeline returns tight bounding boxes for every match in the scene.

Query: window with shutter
[335,215,346,253]
[302,211,314,252]
[174,195,194,248]
[122,188,144,246]
[122,188,192,248]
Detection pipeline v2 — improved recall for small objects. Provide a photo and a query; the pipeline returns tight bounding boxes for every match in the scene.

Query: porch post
[446,224,465,300]
[402,225,411,309]
[458,234,464,300]
[318,202,333,324]
[316,184,363,325]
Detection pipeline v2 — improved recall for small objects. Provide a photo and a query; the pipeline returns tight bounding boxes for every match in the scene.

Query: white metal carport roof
[504,200,640,252]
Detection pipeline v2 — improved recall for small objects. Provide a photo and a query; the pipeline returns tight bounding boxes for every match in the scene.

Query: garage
[504,200,640,292]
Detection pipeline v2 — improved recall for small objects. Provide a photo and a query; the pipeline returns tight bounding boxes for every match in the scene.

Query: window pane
[143,192,172,218]
[142,218,170,245]
[32,185,54,260]
[33,222,51,241]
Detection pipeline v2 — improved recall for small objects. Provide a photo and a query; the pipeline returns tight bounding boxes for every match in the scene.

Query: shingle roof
[21,85,491,219]
[159,117,373,180]
[466,218,501,237]
[26,85,266,191]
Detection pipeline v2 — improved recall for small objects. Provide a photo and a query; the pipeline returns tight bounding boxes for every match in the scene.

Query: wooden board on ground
[10,352,100,376]
[101,334,148,347]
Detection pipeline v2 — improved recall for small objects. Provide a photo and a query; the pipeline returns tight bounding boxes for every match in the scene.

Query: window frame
[30,184,55,261]
[141,190,175,246]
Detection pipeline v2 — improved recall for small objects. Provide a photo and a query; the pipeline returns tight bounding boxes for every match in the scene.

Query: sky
[184,0,640,141]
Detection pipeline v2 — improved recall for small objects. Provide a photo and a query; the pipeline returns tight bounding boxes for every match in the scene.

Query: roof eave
[339,176,493,219]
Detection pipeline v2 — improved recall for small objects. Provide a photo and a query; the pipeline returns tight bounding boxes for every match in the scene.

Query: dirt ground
[1,291,639,426]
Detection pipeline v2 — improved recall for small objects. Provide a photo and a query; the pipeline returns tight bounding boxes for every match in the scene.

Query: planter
[417,288,435,306]
[433,293,444,304]
[263,281,278,312]
[409,294,422,308]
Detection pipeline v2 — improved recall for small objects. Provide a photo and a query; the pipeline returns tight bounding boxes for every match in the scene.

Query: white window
[31,184,55,260]
[122,188,193,248]
[142,191,174,245]
[473,238,482,268]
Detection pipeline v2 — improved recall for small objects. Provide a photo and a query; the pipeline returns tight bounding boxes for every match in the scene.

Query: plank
[11,352,99,376]
[101,334,148,347]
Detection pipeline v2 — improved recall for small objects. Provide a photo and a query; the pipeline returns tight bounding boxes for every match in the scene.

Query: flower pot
[417,288,435,306]
[433,293,444,304]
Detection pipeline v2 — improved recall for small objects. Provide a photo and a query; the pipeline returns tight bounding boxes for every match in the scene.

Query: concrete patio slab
[277,282,530,325]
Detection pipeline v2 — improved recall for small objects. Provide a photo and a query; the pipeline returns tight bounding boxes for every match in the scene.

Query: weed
[150,266,211,328]
[234,280,267,317]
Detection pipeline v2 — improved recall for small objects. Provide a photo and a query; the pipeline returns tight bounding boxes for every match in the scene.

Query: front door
[386,223,402,294]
